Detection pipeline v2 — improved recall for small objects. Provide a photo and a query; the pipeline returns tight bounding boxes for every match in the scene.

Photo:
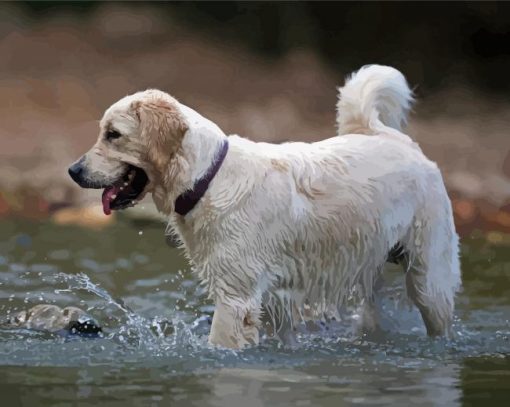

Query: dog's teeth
[111,194,117,200]
[123,182,129,186]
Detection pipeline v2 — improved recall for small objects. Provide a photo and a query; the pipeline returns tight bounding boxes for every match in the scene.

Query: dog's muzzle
[68,156,110,189]
[68,157,87,186]
[68,156,149,215]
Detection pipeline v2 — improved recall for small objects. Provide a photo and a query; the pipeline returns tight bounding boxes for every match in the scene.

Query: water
[0,218,509,406]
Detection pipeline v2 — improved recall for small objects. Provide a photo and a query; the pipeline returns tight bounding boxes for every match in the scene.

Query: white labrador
[69,65,461,348]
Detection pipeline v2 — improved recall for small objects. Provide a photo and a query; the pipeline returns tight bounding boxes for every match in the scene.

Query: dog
[69,65,461,349]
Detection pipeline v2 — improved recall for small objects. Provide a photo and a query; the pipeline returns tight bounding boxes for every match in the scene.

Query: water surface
[0,218,509,406]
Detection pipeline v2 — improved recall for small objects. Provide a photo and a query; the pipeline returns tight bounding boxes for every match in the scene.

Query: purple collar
[174,139,229,216]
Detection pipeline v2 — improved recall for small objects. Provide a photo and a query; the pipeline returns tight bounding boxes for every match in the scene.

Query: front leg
[208,300,260,349]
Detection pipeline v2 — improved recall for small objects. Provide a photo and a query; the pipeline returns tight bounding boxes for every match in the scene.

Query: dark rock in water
[68,316,102,336]
[1,304,102,338]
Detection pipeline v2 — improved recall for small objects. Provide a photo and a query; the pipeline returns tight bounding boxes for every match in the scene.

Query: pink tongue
[102,185,121,216]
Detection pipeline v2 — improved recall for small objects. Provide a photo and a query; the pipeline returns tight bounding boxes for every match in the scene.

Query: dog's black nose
[68,159,84,184]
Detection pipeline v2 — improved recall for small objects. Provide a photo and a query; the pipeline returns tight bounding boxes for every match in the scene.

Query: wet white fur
[165,65,461,347]
[88,65,461,349]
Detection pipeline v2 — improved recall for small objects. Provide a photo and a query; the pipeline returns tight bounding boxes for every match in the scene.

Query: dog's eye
[105,130,122,141]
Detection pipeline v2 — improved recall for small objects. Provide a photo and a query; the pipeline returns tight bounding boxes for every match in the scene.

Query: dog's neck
[152,104,228,215]
[178,104,228,180]
[174,138,229,216]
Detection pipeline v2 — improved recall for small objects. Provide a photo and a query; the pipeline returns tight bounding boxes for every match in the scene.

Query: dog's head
[68,90,189,215]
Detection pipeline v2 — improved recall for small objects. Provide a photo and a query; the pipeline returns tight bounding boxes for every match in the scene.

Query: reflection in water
[205,363,462,407]
[0,219,509,405]
[460,357,510,405]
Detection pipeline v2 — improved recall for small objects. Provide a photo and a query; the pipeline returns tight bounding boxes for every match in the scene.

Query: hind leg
[406,266,455,336]
[405,216,461,337]
[358,272,387,335]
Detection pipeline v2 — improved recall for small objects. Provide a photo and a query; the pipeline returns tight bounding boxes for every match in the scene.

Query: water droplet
[138,231,143,235]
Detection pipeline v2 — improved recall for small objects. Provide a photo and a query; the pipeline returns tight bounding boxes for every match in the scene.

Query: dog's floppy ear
[132,95,189,172]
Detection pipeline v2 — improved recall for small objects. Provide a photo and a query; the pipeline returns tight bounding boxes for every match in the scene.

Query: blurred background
[1,3,510,405]
[0,1,509,237]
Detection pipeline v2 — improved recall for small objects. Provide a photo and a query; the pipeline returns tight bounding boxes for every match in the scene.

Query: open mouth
[101,165,149,215]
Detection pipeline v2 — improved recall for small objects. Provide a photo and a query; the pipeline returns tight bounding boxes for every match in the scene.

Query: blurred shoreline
[0,4,509,238]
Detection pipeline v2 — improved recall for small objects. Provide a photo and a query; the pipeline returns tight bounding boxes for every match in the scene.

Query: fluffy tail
[336,65,414,135]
